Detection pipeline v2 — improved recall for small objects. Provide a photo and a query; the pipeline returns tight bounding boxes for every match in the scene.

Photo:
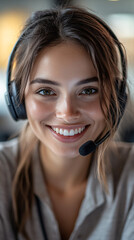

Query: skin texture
[24,41,106,239]
[24,40,107,187]
[24,40,106,188]
[25,42,105,156]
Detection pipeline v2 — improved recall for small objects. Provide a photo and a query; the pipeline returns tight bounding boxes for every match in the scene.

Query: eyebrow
[30,76,98,86]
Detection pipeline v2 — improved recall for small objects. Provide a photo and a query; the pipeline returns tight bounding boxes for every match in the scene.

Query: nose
[55,95,80,122]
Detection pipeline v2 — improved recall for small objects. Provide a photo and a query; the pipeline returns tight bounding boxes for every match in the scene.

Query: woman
[0,6,134,240]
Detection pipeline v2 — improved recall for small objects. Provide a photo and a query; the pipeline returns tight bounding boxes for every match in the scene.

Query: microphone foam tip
[79,140,96,156]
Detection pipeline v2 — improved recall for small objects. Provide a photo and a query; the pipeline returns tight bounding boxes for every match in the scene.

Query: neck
[39,143,93,192]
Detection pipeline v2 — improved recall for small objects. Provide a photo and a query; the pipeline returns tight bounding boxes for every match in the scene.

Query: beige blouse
[0,138,134,240]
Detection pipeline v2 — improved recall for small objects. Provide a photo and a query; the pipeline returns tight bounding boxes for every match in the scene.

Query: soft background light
[0,11,28,70]
[107,14,134,100]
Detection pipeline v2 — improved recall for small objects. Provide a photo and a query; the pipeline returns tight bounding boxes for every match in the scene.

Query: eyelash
[36,88,56,96]
[36,87,98,97]
[80,88,98,95]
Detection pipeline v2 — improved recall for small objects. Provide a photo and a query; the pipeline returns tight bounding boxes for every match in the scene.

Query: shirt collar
[32,142,114,212]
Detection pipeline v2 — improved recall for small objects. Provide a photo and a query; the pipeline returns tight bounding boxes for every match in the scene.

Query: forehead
[30,41,97,83]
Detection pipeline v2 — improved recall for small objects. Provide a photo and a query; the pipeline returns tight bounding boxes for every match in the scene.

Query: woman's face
[25,41,106,159]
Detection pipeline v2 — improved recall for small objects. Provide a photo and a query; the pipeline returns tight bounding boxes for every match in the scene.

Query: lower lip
[46,125,89,143]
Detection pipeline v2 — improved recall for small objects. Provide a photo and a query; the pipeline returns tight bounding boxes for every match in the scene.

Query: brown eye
[80,88,98,95]
[37,89,56,96]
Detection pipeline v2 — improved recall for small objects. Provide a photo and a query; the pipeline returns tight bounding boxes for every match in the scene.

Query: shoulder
[106,142,134,238]
[0,138,18,239]
[0,138,19,174]
[106,141,134,200]
[0,137,19,154]
[0,138,19,191]
[107,141,134,170]
[0,137,19,199]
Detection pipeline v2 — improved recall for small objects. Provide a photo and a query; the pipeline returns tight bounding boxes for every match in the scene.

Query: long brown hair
[11,6,127,239]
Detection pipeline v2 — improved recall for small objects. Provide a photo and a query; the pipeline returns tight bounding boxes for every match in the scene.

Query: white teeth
[64,129,69,136]
[79,128,82,133]
[51,127,85,136]
[70,129,75,136]
[56,128,59,133]
[75,129,78,134]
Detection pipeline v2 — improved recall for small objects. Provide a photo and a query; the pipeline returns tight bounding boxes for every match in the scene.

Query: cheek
[82,99,105,121]
[25,97,53,121]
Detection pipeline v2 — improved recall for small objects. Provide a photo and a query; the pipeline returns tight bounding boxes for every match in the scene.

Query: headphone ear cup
[5,80,27,121]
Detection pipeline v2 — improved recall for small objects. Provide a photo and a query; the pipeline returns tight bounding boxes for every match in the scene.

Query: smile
[46,125,90,143]
[51,126,85,136]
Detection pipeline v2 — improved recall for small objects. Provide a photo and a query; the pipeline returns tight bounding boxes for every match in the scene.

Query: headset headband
[5,9,127,122]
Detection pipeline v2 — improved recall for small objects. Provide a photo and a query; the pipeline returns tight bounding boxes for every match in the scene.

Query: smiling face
[25,41,106,159]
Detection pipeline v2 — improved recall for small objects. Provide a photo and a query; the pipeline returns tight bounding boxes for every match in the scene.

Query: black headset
[5,36,27,121]
[5,12,127,125]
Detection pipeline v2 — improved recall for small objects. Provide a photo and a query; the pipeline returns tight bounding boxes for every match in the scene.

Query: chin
[50,146,80,159]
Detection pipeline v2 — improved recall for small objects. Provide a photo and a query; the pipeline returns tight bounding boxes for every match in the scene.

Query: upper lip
[47,124,89,129]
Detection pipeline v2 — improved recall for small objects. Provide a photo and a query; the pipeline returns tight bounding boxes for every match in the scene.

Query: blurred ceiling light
[108,0,120,1]
[0,11,28,70]
[108,14,134,38]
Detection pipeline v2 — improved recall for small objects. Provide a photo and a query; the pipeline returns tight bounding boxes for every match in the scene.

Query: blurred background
[0,0,134,142]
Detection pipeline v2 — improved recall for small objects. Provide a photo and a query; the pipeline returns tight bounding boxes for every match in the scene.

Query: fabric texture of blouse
[0,138,134,240]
